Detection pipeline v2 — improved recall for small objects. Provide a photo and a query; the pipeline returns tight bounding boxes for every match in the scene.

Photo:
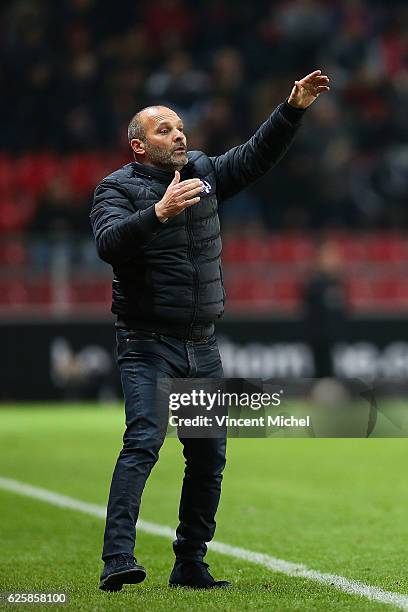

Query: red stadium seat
[16,153,60,197]
[0,280,28,305]
[0,196,35,233]
[26,279,52,305]
[334,235,367,262]
[222,237,269,263]
[0,239,27,266]
[266,235,314,263]
[68,279,111,304]
[64,153,123,197]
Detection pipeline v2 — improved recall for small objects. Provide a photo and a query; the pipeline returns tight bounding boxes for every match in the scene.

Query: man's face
[135,107,188,171]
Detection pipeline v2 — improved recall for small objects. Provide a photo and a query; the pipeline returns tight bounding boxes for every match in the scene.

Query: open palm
[288,70,330,109]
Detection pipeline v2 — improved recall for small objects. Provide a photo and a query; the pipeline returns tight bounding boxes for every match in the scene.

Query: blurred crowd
[1,0,408,232]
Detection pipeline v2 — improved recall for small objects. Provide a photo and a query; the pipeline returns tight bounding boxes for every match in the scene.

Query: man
[90,70,330,591]
[303,240,347,378]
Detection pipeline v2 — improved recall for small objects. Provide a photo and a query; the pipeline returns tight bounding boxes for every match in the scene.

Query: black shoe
[99,554,146,592]
[169,560,230,589]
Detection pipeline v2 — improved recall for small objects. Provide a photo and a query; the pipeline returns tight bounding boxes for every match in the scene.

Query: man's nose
[174,130,184,141]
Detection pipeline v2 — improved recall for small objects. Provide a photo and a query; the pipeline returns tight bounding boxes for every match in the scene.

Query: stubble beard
[144,142,188,171]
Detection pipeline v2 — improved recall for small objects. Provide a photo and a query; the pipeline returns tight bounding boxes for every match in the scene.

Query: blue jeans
[102,328,226,563]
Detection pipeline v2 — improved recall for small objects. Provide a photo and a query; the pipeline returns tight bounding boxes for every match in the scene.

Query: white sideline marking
[1,476,407,610]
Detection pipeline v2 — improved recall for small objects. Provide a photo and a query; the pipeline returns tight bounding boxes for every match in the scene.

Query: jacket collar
[131,158,195,184]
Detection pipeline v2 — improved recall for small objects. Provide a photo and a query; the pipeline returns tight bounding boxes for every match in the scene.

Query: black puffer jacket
[90,101,305,338]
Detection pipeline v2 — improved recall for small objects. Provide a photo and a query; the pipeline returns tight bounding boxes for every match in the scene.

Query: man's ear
[130,139,145,156]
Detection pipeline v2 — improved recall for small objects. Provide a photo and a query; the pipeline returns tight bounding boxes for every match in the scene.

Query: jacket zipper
[186,206,199,338]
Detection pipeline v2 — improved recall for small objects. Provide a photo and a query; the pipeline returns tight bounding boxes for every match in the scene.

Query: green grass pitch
[1,405,408,611]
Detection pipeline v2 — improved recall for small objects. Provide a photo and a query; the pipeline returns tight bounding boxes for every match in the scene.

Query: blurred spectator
[29,175,89,269]
[302,241,348,377]
[145,50,210,118]
[30,176,86,237]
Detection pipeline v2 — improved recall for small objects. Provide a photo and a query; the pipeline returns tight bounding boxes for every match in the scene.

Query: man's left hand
[288,70,330,109]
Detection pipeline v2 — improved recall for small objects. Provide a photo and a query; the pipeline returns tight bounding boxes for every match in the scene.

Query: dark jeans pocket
[116,329,163,362]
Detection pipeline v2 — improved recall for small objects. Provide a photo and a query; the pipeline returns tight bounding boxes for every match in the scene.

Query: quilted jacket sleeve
[210,101,306,202]
[90,180,163,265]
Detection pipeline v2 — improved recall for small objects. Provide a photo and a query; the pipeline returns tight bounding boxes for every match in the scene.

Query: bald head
[128,106,161,142]
[128,105,188,171]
